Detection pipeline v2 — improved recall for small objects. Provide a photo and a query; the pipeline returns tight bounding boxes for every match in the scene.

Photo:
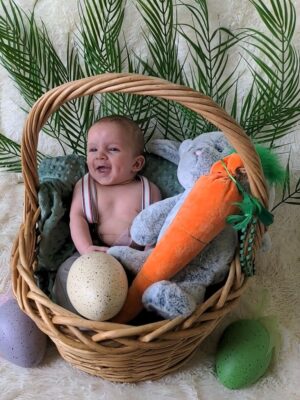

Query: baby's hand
[82,245,109,254]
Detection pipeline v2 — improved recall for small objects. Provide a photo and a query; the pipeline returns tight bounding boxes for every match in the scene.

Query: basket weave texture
[11,73,268,382]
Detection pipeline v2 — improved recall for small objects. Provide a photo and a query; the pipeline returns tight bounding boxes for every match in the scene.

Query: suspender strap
[81,173,99,224]
[139,175,151,209]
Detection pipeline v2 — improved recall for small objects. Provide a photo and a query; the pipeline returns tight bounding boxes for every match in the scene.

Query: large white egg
[66,252,128,321]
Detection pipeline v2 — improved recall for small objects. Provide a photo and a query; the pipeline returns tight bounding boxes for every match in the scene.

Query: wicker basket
[10,73,268,382]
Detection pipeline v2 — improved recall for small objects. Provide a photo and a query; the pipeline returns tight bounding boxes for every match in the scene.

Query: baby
[53,115,161,310]
[71,115,161,253]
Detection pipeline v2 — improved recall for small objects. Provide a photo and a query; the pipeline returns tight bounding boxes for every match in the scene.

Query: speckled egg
[0,298,47,367]
[215,319,274,389]
[66,252,128,321]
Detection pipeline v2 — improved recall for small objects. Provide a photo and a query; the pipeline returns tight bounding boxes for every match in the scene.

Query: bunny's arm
[131,194,182,246]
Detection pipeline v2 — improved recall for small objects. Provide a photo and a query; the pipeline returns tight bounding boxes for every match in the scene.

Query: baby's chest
[97,186,142,218]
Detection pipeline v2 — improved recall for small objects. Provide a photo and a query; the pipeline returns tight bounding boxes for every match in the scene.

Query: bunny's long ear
[145,139,180,165]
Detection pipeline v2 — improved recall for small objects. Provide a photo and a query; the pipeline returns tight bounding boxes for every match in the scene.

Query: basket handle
[21,72,268,225]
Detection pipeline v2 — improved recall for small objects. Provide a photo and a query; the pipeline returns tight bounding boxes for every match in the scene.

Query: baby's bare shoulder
[149,181,162,202]
[73,178,83,196]
[71,178,84,208]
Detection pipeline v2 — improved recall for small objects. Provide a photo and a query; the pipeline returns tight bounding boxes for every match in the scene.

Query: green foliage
[78,0,155,138]
[178,0,240,123]
[78,0,124,74]
[0,132,22,171]
[274,151,300,208]
[237,0,300,145]
[135,0,189,140]
[0,131,44,171]
[181,1,241,134]
[0,0,94,155]
[0,0,299,207]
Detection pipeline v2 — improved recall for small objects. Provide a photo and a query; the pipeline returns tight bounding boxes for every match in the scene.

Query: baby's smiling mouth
[96,165,111,173]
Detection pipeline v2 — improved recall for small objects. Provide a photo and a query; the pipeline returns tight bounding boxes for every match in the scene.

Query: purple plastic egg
[0,298,47,367]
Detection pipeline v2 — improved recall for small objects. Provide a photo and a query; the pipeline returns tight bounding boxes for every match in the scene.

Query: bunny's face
[177,132,231,188]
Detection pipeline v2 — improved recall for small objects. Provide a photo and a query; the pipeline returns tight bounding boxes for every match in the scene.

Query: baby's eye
[109,147,120,152]
[88,147,97,152]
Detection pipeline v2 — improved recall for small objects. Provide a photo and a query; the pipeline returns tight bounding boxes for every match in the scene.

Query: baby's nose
[97,150,107,159]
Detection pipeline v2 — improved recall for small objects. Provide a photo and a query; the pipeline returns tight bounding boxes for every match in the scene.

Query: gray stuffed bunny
[108,131,239,319]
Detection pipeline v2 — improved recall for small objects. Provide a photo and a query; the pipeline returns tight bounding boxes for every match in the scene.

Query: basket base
[51,317,225,383]
[55,339,200,382]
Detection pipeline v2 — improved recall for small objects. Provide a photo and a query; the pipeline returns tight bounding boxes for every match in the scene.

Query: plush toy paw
[107,247,152,275]
[130,196,181,246]
[130,207,162,246]
[142,280,198,319]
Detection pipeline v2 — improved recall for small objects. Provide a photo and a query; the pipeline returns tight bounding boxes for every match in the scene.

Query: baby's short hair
[93,115,144,155]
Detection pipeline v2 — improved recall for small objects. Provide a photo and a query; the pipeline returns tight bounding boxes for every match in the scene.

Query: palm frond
[172,0,240,136]
[0,132,44,172]
[136,0,183,82]
[237,0,300,145]
[77,0,124,74]
[135,0,193,140]
[78,0,124,117]
[272,151,300,209]
[0,133,22,172]
[178,1,239,104]
[77,0,155,138]
[0,0,94,155]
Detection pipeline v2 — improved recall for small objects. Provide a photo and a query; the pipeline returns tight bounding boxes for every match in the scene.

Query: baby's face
[87,121,143,185]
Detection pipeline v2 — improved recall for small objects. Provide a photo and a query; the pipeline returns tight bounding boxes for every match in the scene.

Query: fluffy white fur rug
[0,172,299,400]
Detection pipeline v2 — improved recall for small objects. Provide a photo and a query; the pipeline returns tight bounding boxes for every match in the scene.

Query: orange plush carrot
[113,153,244,323]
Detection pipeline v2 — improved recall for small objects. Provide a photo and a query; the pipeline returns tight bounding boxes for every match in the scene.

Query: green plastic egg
[215,319,274,389]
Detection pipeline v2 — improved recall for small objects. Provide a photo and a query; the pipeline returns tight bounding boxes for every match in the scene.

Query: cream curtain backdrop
[0,1,300,399]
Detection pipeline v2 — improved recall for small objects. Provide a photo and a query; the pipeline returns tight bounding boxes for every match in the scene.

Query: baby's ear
[146,139,180,165]
[132,155,145,172]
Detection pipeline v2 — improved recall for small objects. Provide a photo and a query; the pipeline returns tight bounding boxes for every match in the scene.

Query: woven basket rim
[11,72,268,381]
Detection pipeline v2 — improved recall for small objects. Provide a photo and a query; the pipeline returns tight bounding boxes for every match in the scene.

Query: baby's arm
[70,180,108,254]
